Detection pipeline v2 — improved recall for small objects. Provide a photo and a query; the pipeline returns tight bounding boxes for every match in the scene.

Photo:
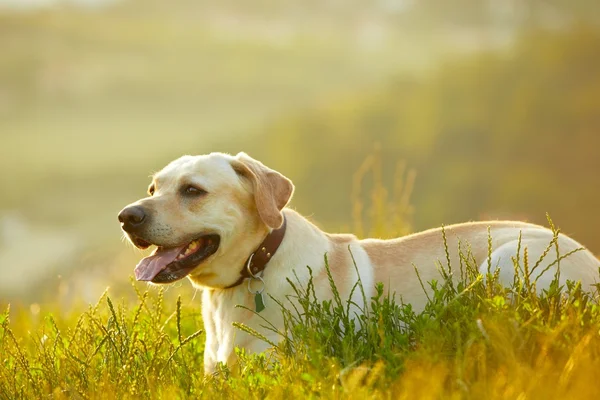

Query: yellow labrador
[118,152,600,373]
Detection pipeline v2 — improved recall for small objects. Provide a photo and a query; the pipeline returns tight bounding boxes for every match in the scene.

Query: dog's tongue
[134,245,186,281]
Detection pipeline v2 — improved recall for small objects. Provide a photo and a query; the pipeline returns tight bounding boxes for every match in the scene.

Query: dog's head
[118,152,294,288]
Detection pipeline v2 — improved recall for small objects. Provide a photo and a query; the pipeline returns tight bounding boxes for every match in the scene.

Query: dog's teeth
[184,248,192,255]
[189,241,198,250]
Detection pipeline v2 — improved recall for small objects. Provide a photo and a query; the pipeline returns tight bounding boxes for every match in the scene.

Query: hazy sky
[0,0,118,10]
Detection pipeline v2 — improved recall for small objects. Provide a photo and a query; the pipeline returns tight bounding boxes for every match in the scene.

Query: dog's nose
[118,206,147,231]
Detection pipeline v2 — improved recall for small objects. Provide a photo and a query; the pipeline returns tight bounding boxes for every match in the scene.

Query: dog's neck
[224,216,287,289]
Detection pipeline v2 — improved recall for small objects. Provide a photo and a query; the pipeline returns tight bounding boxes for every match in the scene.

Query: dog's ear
[231,152,294,229]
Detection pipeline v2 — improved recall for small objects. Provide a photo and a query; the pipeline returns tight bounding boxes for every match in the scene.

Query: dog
[118,152,600,374]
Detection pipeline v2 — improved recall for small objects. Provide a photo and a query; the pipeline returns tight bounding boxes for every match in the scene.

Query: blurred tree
[395,0,600,30]
[226,25,600,252]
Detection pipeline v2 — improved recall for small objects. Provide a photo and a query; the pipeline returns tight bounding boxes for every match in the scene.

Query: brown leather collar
[224,216,287,289]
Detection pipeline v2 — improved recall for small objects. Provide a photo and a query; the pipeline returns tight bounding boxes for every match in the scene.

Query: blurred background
[1,0,599,308]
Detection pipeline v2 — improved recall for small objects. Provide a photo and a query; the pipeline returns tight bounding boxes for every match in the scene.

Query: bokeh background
[1,0,599,308]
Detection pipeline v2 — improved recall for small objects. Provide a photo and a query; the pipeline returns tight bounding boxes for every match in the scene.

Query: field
[2,1,600,398]
[2,161,600,398]
[3,217,600,399]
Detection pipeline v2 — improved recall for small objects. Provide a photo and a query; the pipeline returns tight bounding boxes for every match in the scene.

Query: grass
[2,218,600,399]
[3,153,600,399]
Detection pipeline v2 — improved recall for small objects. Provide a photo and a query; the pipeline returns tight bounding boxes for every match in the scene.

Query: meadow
[2,2,600,398]
[2,161,600,399]
[2,218,600,399]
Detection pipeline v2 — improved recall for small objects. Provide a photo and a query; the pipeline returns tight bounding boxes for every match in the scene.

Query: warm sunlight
[1,1,599,398]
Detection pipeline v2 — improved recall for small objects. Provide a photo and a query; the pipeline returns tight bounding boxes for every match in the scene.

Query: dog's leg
[478,240,525,288]
[203,314,218,375]
[479,235,599,293]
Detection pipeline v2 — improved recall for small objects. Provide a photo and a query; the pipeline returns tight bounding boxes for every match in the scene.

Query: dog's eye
[148,185,155,196]
[182,185,207,197]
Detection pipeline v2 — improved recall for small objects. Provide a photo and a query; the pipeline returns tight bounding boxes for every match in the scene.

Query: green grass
[3,222,600,399]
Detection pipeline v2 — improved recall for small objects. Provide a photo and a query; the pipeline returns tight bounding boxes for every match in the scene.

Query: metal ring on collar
[247,275,265,295]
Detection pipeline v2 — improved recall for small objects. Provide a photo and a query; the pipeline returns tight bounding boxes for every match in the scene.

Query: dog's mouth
[134,235,220,284]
